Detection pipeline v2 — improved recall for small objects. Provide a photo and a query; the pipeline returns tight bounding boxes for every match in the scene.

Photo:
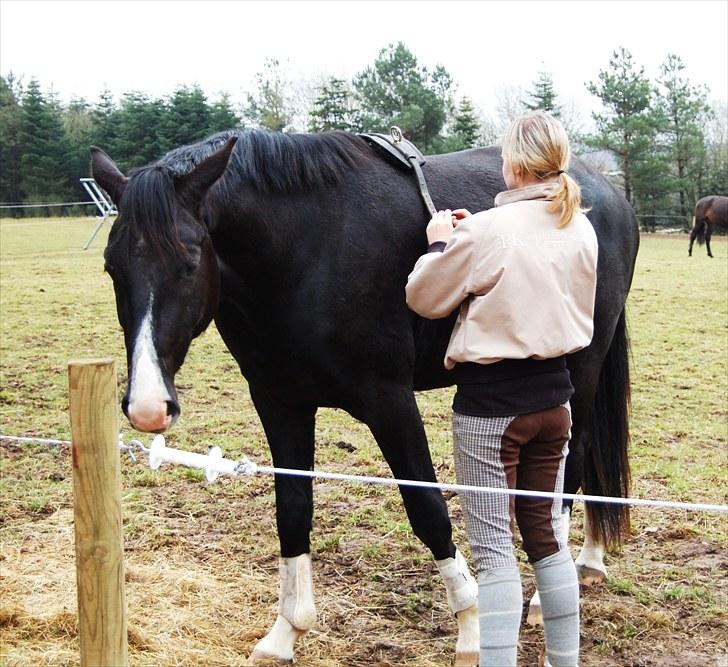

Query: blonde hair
[501,111,585,228]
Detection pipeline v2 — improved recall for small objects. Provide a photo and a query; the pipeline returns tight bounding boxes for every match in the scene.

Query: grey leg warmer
[534,548,580,667]
[478,566,523,666]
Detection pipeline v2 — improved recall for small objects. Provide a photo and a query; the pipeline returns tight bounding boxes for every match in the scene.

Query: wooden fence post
[68,358,128,667]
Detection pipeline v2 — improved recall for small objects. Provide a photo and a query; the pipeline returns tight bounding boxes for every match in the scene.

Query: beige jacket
[406,182,598,369]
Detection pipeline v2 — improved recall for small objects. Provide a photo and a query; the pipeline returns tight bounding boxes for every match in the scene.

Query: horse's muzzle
[124,396,180,433]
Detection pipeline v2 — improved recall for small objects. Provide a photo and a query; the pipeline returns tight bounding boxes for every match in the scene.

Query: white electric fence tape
[2,433,727,514]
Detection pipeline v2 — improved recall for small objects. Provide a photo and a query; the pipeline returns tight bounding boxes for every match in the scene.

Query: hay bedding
[0,454,464,666]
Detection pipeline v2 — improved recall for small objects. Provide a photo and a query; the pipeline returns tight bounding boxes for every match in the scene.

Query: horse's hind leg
[706,225,714,257]
[248,388,317,664]
[574,506,607,584]
[561,435,607,584]
[360,383,478,666]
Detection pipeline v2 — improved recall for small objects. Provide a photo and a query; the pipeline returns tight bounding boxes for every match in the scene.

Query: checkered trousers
[452,408,570,573]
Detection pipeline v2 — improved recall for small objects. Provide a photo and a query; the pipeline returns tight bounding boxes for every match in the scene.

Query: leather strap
[359,127,438,217]
[410,157,437,216]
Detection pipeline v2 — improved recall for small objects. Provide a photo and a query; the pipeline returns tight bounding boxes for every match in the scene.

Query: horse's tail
[583,308,631,548]
[694,217,708,245]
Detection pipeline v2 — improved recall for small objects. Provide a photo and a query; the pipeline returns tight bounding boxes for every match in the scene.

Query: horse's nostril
[121,396,130,417]
[166,400,180,420]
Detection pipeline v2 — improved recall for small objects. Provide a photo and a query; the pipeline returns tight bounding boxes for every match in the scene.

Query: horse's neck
[210,192,316,278]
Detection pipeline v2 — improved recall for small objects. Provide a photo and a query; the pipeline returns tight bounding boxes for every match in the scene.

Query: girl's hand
[426,209,457,245]
[451,209,472,227]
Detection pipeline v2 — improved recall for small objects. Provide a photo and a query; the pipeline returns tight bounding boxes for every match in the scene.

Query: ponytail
[548,172,586,228]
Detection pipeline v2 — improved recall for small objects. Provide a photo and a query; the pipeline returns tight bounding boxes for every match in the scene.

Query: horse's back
[211,136,638,401]
[696,195,728,226]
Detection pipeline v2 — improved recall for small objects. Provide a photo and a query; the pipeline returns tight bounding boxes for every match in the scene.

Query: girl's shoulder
[469,209,495,223]
[473,200,534,225]
[473,204,522,222]
[456,208,500,239]
[572,211,598,235]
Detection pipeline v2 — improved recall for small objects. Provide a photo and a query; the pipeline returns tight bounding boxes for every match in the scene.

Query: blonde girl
[406,111,598,667]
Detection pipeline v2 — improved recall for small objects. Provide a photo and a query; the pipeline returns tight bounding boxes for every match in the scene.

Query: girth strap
[359,126,438,217]
[409,158,437,216]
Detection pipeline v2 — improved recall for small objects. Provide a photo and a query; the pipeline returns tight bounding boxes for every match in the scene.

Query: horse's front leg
[248,389,317,664]
[361,384,478,667]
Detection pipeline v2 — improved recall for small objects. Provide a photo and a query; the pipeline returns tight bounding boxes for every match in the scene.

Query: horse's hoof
[526,601,543,627]
[454,650,479,666]
[248,648,293,665]
[577,564,606,586]
[249,614,308,664]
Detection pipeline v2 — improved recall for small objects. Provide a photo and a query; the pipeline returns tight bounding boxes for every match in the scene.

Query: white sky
[1,0,726,123]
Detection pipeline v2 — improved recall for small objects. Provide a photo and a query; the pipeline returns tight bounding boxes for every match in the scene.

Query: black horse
[92,130,639,664]
[688,195,728,257]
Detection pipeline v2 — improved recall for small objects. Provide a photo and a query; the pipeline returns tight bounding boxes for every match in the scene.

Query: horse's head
[91,138,237,433]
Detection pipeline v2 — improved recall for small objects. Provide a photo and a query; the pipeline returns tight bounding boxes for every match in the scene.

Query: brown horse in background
[689,195,728,257]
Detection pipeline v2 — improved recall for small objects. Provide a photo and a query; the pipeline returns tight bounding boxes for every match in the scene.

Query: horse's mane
[161,129,370,197]
[118,165,187,260]
[118,130,371,259]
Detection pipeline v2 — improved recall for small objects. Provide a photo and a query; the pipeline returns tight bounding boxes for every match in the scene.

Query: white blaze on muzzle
[128,295,172,432]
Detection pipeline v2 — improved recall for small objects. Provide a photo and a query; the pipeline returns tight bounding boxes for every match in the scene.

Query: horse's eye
[181,261,197,279]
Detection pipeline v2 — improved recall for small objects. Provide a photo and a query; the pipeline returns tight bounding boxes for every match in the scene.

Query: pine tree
[64,96,95,192]
[162,85,212,150]
[114,91,167,169]
[586,48,662,211]
[0,75,24,207]
[19,79,73,201]
[524,70,561,117]
[208,92,241,133]
[90,88,119,157]
[451,97,481,149]
[654,54,712,220]
[352,42,454,152]
[308,77,355,132]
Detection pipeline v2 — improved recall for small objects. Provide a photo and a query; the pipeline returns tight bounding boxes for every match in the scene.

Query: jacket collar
[494,181,559,207]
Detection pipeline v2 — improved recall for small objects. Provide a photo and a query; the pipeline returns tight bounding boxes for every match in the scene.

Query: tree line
[1,43,725,225]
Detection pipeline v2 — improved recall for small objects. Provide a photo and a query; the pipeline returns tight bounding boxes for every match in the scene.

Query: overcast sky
[1,0,726,123]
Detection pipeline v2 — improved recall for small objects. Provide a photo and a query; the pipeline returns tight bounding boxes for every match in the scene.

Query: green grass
[626,234,727,542]
[0,220,726,666]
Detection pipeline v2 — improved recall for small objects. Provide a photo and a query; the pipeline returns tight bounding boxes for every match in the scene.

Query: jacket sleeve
[405,219,481,319]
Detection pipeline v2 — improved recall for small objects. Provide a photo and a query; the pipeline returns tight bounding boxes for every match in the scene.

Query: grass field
[1,217,726,666]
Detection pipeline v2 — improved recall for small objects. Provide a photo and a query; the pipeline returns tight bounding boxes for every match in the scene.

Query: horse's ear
[176,136,238,204]
[90,147,128,205]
